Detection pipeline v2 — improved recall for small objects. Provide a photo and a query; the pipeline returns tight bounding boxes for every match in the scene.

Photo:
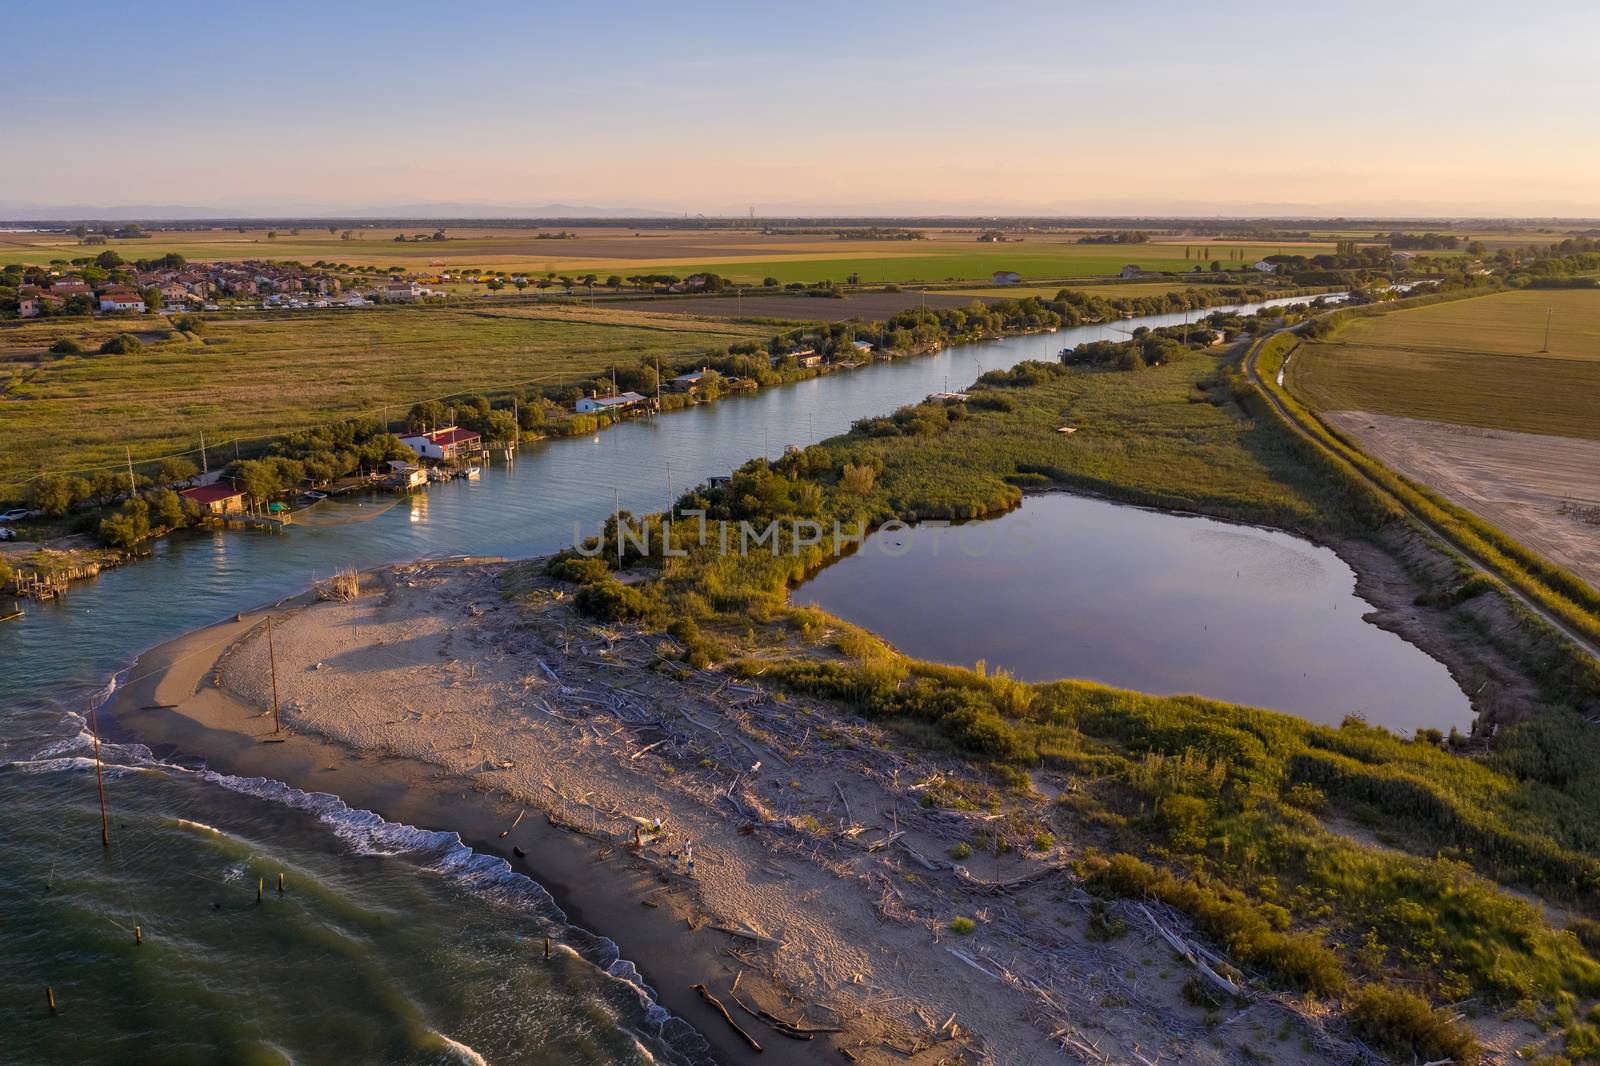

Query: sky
[7,0,1600,218]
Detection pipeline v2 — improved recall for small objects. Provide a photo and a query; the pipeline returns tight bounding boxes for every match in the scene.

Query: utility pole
[125,448,137,498]
[614,487,623,568]
[1542,308,1553,353]
[655,355,662,412]
[665,461,672,517]
[200,430,209,475]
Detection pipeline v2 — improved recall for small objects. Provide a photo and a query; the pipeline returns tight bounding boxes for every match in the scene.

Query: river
[5,294,1418,1062]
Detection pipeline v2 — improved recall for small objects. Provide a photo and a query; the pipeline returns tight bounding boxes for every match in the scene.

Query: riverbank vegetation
[532,315,1600,1060]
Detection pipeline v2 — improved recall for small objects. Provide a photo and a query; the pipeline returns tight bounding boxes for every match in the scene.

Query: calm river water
[4,295,1447,1062]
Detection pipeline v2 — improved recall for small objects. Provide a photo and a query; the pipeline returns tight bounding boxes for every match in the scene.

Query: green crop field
[0,305,761,490]
[1290,289,1600,440]
[0,226,1335,284]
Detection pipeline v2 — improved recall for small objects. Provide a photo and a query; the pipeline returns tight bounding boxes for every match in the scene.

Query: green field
[0,226,1334,284]
[1291,289,1600,439]
[0,305,761,490]
[582,246,1311,286]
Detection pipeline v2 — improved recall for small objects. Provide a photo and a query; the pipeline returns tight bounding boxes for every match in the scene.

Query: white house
[399,426,482,461]
[991,270,1021,285]
[386,280,425,301]
[575,391,647,414]
[1252,261,1279,274]
[98,289,146,313]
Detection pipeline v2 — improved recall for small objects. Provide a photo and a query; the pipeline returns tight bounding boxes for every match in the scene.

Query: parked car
[0,527,16,540]
[0,509,29,523]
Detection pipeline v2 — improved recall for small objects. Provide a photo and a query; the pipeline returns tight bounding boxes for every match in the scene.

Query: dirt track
[1326,410,1600,592]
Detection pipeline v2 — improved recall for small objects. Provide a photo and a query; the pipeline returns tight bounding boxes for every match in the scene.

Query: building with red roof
[399,426,482,461]
[179,481,245,514]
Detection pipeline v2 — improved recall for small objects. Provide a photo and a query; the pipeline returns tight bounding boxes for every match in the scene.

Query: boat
[303,490,328,501]
[0,602,22,623]
[462,466,482,480]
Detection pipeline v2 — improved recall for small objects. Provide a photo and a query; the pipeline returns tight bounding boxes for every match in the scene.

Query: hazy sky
[8,1,1600,216]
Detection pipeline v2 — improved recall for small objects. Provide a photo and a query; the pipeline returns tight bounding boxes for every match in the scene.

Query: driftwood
[710,923,781,947]
[1139,903,1245,999]
[498,809,526,838]
[729,991,813,1041]
[692,983,763,1052]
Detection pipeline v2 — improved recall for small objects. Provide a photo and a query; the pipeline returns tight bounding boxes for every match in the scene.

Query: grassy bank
[532,340,1600,1061]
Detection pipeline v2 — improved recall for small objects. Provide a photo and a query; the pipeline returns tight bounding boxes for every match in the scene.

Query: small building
[670,368,711,392]
[1119,264,1146,279]
[991,270,1021,285]
[386,280,424,301]
[180,482,246,515]
[399,426,482,461]
[98,288,146,313]
[51,279,93,297]
[385,459,428,490]
[851,339,875,354]
[776,346,822,368]
[575,391,647,414]
[1251,261,1279,274]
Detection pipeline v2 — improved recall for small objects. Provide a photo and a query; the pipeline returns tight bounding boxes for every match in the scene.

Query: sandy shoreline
[108,557,1344,1066]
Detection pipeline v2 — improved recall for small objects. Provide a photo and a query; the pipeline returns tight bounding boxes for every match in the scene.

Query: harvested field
[600,290,990,322]
[1326,410,1600,592]
[1292,289,1600,440]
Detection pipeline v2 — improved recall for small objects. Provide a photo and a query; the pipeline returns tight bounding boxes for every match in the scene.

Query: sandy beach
[109,558,1344,1066]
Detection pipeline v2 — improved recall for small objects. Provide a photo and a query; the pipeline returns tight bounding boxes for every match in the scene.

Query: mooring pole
[267,617,281,733]
[89,704,109,848]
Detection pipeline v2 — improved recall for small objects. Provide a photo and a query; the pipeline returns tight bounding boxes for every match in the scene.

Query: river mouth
[796,493,1471,733]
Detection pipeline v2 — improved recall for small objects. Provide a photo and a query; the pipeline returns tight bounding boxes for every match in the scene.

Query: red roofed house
[99,287,146,313]
[399,425,481,461]
[179,481,245,515]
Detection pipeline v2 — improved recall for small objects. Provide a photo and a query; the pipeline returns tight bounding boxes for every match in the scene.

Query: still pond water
[799,493,1470,733]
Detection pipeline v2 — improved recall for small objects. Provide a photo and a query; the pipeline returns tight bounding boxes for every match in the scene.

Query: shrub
[547,553,610,584]
[948,916,976,935]
[573,578,663,623]
[98,333,142,355]
[1349,985,1479,1065]
[1089,853,1345,995]
[949,842,973,861]
[50,337,83,354]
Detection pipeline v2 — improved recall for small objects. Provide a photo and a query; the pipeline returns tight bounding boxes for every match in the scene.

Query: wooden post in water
[256,878,263,904]
[135,925,142,945]
[277,872,285,894]
[89,704,109,848]
[266,617,281,733]
[544,936,551,959]
[46,987,56,1014]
